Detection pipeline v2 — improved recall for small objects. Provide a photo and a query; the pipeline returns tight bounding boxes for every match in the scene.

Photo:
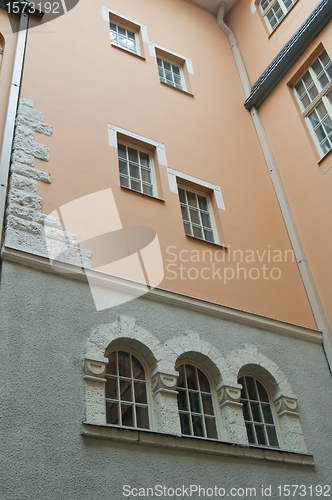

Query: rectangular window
[260,0,298,32]
[178,186,216,243]
[118,143,155,196]
[110,22,139,54]
[294,50,332,157]
[157,57,184,90]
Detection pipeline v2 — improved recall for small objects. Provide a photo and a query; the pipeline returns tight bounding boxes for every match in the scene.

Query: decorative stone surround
[84,316,308,453]
[4,97,91,268]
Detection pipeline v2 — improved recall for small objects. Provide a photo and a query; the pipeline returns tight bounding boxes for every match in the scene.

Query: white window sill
[110,42,146,60]
[120,185,165,202]
[82,423,314,466]
[160,80,194,97]
[186,234,228,249]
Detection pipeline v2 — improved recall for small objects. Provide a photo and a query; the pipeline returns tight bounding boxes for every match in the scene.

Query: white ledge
[1,246,323,345]
[82,423,314,466]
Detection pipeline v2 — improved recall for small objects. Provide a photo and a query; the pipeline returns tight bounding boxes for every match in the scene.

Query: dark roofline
[244,0,332,110]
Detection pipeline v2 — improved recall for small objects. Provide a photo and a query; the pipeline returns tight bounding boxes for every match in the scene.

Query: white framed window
[239,374,280,448]
[176,363,219,439]
[260,0,298,32]
[157,57,185,90]
[294,50,332,157]
[110,22,139,54]
[105,349,150,429]
[178,186,217,243]
[118,142,156,196]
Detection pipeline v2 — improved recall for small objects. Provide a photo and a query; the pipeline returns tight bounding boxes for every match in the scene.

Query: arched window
[176,363,218,439]
[239,375,279,447]
[260,0,298,32]
[105,350,150,429]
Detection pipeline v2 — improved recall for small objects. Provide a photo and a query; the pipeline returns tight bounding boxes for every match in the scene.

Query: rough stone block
[12,136,49,161]
[44,226,76,246]
[9,173,38,193]
[7,189,43,211]
[17,103,43,122]
[19,97,34,108]
[6,214,42,234]
[11,149,34,167]
[6,203,35,221]
[10,163,51,184]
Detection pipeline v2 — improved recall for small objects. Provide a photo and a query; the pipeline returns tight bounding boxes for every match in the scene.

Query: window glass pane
[140,152,149,167]
[261,403,274,424]
[119,160,128,176]
[142,184,153,196]
[183,222,191,236]
[187,191,197,207]
[192,225,203,239]
[129,163,140,179]
[246,422,255,444]
[321,138,332,154]
[295,81,305,97]
[186,365,198,390]
[257,380,269,402]
[132,355,145,380]
[179,412,191,435]
[178,188,186,204]
[127,30,135,40]
[245,376,258,400]
[157,57,162,67]
[201,212,212,228]
[106,401,119,425]
[204,229,214,243]
[128,147,138,163]
[134,381,147,404]
[197,195,208,211]
[118,143,127,159]
[120,176,129,188]
[121,404,133,427]
[119,36,127,48]
[136,406,149,429]
[205,417,218,439]
[130,179,141,192]
[198,369,210,393]
[107,351,117,375]
[266,426,279,447]
[141,168,151,183]
[120,379,132,402]
[118,351,130,377]
[189,208,200,225]
[118,26,126,36]
[251,401,263,423]
[164,61,171,71]
[238,377,247,399]
[181,205,189,222]
[177,389,188,411]
[308,84,319,100]
[105,377,118,400]
[242,400,251,421]
[255,424,267,445]
[172,65,180,75]
[192,415,204,437]
[201,394,214,415]
[110,23,117,31]
[302,71,313,89]
[189,391,201,414]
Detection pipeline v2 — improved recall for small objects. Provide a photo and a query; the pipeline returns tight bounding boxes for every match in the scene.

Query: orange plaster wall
[14,0,316,327]
[257,29,332,332]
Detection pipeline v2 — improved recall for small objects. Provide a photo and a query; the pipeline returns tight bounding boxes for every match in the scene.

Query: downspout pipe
[217,1,332,371]
[0,11,29,247]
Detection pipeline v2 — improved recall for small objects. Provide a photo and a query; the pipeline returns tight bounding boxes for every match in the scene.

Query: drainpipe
[217,1,332,371]
[0,11,29,248]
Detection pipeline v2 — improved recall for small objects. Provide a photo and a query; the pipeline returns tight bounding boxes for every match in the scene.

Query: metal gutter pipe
[216,1,332,371]
[0,11,29,247]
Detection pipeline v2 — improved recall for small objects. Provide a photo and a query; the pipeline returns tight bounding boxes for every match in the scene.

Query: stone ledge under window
[82,423,314,466]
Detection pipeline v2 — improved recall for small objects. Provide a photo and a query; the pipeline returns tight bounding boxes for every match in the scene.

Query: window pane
[132,355,145,380]
[119,159,128,175]
[189,391,201,414]
[192,415,204,437]
[261,403,274,424]
[192,225,203,239]
[189,208,200,225]
[121,404,133,427]
[120,379,132,402]
[187,191,197,207]
[179,412,191,435]
[205,417,218,439]
[107,351,117,375]
[130,179,141,192]
[197,195,208,211]
[120,175,129,188]
[177,365,185,388]
[242,400,251,421]
[118,144,127,159]
[178,188,186,204]
[181,205,189,222]
[118,351,130,377]
[134,381,147,404]
[201,212,212,228]
[178,389,188,411]
[141,168,151,183]
[251,401,263,423]
[245,376,258,400]
[105,377,118,400]
[255,424,267,445]
[198,369,210,393]
[246,422,255,444]
[142,184,153,196]
[129,163,140,179]
[257,380,269,402]
[238,377,247,399]
[204,229,214,243]
[128,147,138,163]
[106,401,119,425]
[140,152,149,167]
[186,365,198,390]
[136,406,149,429]
[266,426,279,447]
[201,394,214,415]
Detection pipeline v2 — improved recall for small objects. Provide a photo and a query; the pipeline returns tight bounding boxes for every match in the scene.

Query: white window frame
[238,372,284,449]
[259,0,298,32]
[104,347,154,430]
[117,141,157,198]
[294,49,332,158]
[178,184,219,244]
[176,359,223,441]
[110,21,140,55]
[102,7,149,56]
[156,56,186,91]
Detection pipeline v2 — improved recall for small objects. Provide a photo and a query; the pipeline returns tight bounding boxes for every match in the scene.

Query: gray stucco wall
[1,261,331,500]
